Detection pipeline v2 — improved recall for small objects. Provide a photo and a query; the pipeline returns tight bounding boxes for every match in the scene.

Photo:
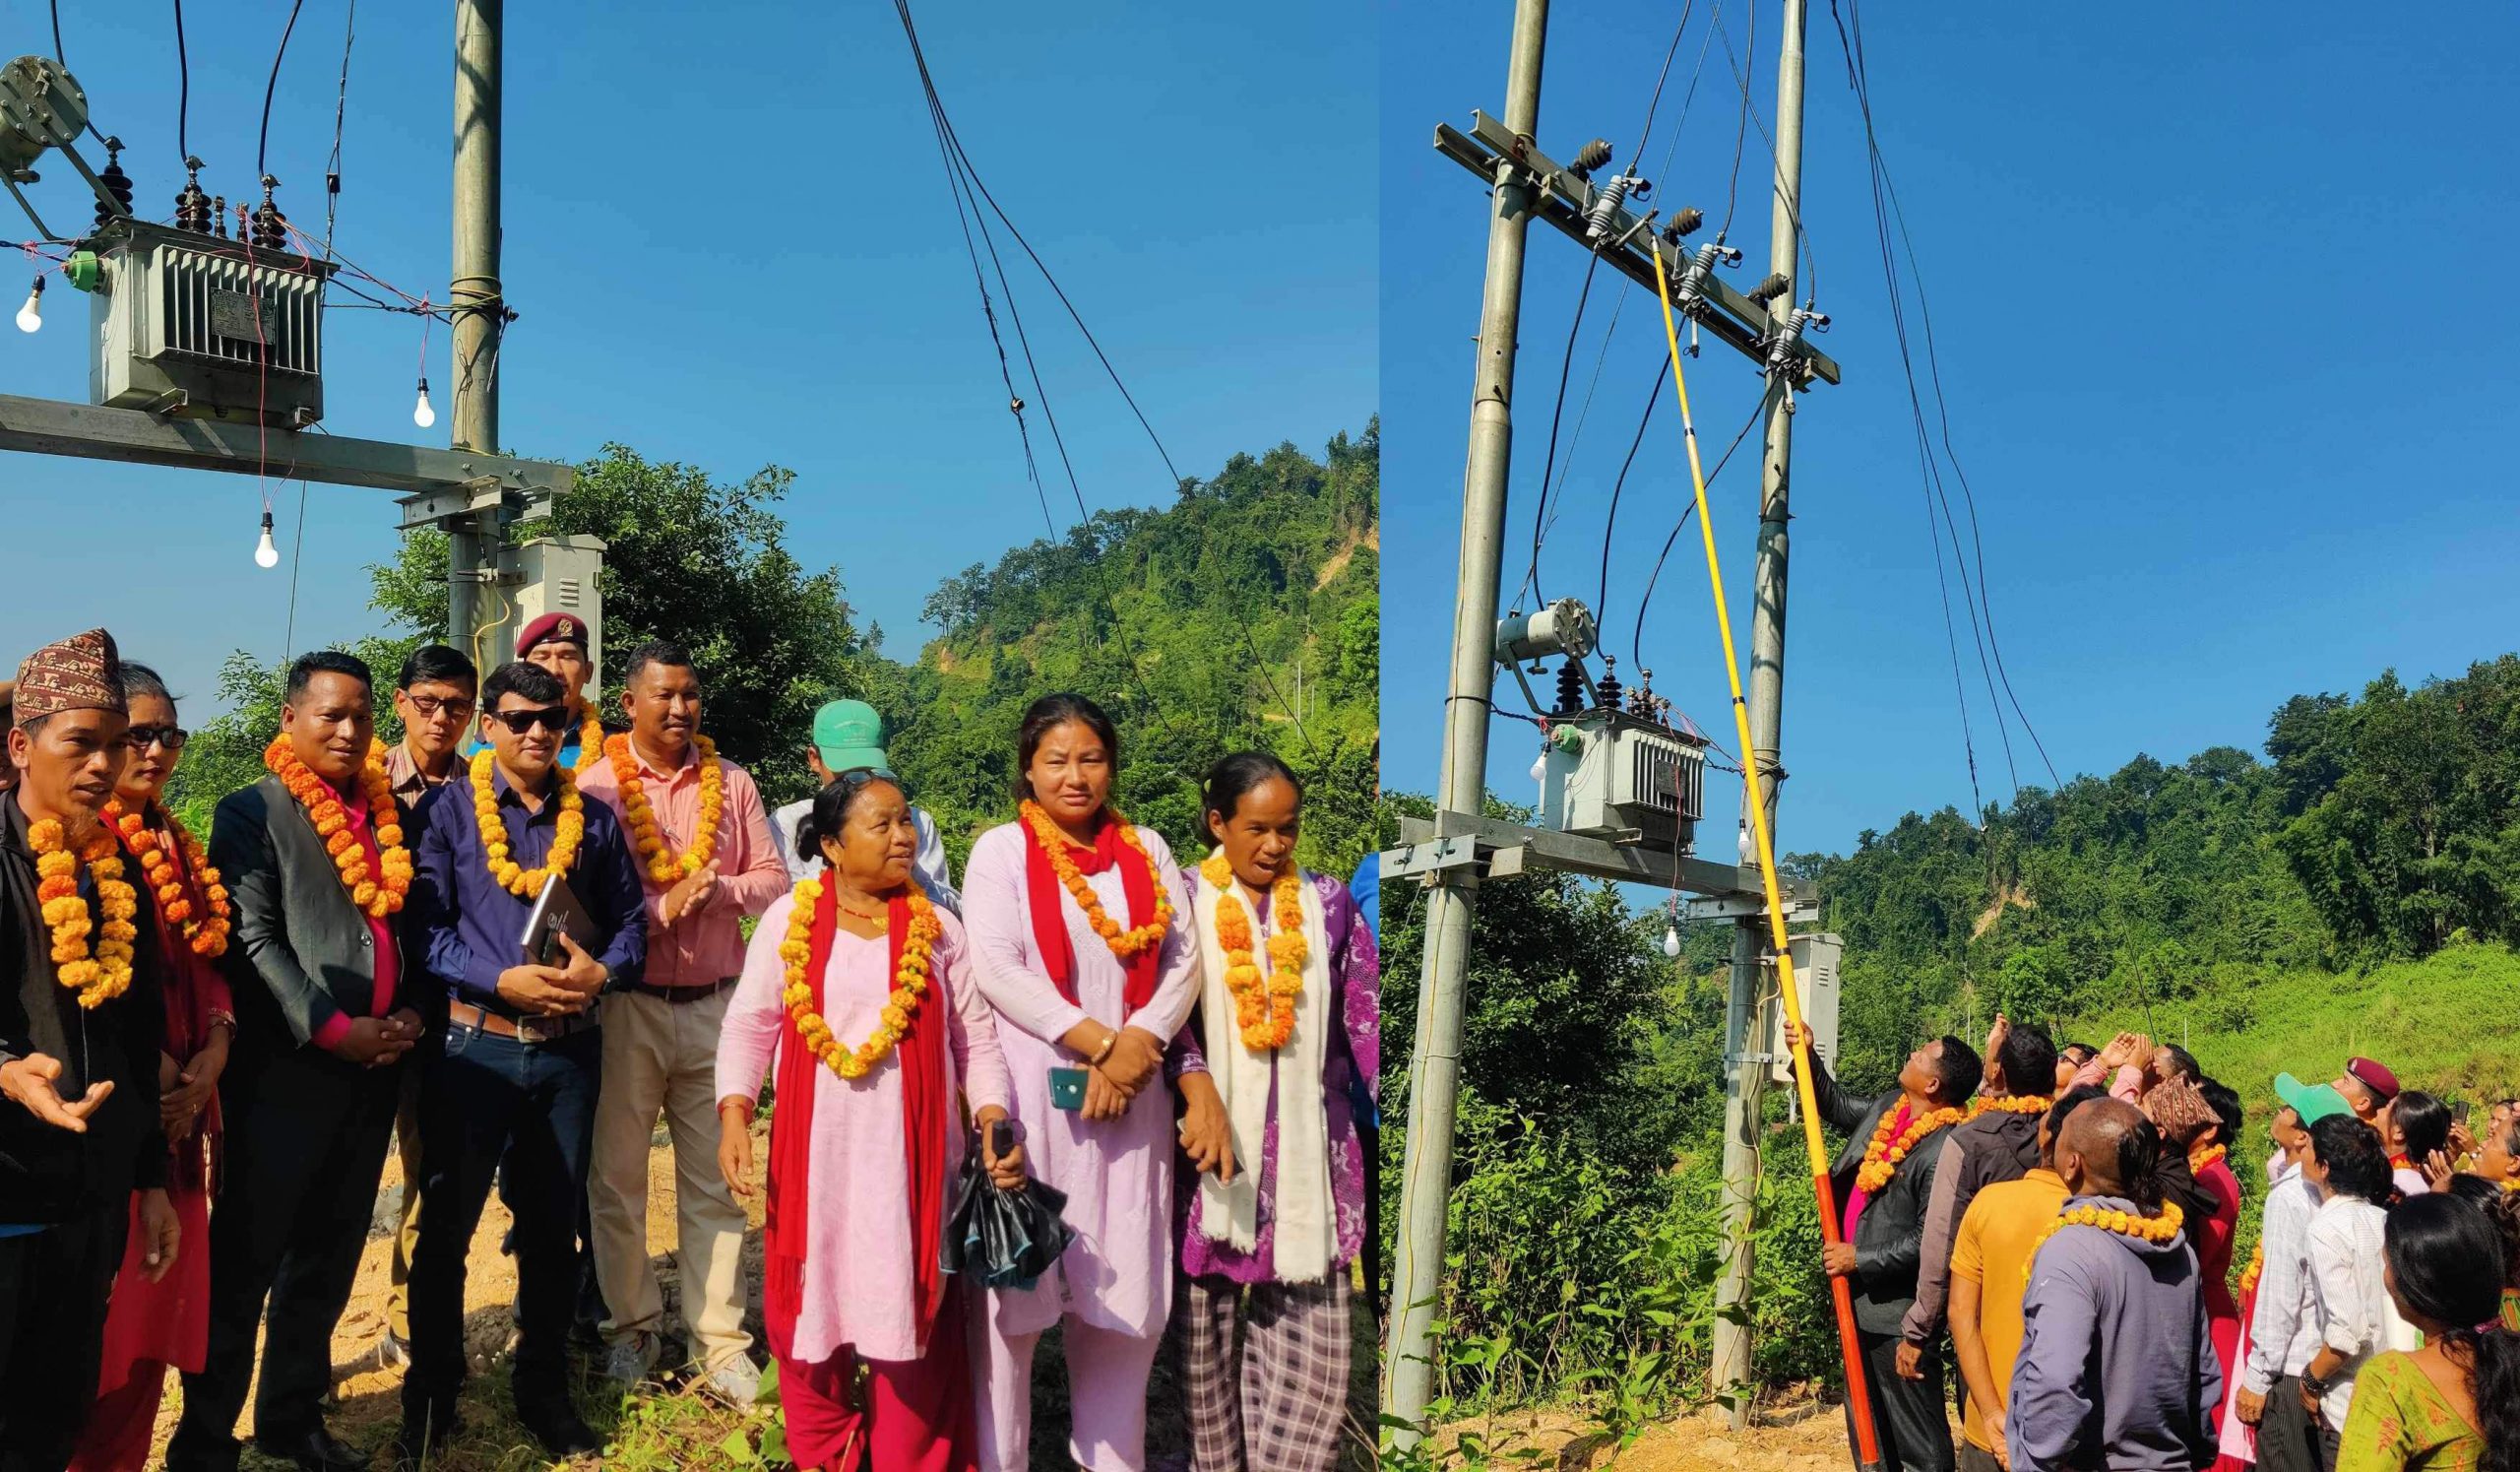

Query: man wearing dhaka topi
[0,629,182,1470]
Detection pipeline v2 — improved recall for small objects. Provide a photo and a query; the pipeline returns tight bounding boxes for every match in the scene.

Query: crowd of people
[1798,1016,2520,1472]
[0,619,1380,1472]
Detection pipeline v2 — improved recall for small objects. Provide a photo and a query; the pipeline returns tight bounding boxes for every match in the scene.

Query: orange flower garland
[604,733,726,885]
[1855,1104,1970,1193]
[2024,1200,2184,1288]
[1199,853,1307,1052]
[779,875,942,1079]
[30,818,140,1007]
[2238,1243,2264,1297]
[264,736,410,919]
[471,749,587,897]
[574,716,606,775]
[1969,1094,2052,1120]
[2189,1143,2228,1177]
[104,799,231,957]
[1019,800,1172,959]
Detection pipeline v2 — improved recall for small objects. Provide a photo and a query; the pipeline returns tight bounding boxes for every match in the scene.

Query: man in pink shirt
[573,640,788,1402]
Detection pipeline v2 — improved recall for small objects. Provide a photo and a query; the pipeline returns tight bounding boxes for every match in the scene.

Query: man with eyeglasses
[400,660,645,1461]
[376,644,476,1373]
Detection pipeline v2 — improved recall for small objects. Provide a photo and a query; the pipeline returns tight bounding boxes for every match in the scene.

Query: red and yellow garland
[2024,1200,2185,1288]
[1019,800,1172,958]
[604,733,725,885]
[105,799,230,957]
[471,749,587,897]
[264,736,411,919]
[779,874,942,1079]
[1200,853,1306,1052]
[2189,1143,2228,1177]
[30,818,141,1007]
[1856,1103,1970,1193]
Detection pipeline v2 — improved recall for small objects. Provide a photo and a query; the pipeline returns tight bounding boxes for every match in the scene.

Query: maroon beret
[516,612,590,658]
[2346,1056,2401,1103]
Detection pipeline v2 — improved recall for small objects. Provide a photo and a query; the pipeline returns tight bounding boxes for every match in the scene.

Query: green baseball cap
[810,699,892,777]
[2274,1073,2354,1127]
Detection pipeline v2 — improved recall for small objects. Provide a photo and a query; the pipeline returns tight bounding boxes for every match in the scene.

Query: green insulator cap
[63,251,101,292]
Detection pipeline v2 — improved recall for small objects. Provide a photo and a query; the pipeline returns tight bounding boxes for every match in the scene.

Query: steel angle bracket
[1684,892,1820,925]
[1384,833,1485,884]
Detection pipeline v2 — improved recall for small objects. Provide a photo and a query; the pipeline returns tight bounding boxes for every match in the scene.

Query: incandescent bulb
[411,377,436,429]
[14,278,40,334]
[1737,820,1752,864]
[1530,749,1547,783]
[1662,926,1682,959]
[254,510,280,568]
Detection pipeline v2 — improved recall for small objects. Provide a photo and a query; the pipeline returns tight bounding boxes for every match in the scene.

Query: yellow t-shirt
[1949,1167,2072,1449]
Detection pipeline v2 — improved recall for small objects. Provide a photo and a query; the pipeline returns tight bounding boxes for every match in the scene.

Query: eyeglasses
[404,695,476,722]
[490,704,573,734]
[122,725,188,752]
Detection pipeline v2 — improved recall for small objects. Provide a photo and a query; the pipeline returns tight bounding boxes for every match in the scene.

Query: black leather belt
[626,978,737,1005]
[447,1001,598,1045]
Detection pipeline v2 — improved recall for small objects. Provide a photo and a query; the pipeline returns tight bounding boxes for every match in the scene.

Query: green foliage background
[1380,655,2520,1428]
[167,425,1381,880]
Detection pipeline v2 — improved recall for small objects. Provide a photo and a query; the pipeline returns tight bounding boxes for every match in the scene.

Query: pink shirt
[576,738,787,989]
[714,902,1010,1364]
[308,783,400,1052]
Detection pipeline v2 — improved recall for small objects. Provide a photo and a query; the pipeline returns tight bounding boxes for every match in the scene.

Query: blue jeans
[404,1021,601,1415]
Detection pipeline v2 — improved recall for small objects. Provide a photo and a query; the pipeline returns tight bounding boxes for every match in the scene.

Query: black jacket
[0,796,167,1223]
[1809,1051,1951,1336]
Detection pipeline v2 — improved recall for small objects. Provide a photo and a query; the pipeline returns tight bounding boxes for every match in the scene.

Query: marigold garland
[30,818,140,1007]
[1855,1104,1970,1194]
[264,737,410,919]
[1199,853,1306,1052]
[471,750,587,897]
[1969,1093,2053,1120]
[574,716,606,775]
[104,799,230,957]
[1019,800,1172,958]
[605,733,726,884]
[779,875,942,1079]
[2238,1242,2263,1297]
[2189,1143,2228,1177]
[2024,1200,2185,1288]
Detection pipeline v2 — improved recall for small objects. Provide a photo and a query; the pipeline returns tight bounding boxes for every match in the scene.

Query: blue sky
[1380,0,2520,859]
[0,0,1373,709]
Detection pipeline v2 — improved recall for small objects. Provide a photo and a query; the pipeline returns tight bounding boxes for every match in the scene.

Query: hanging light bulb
[1530,747,1547,783]
[1662,925,1682,959]
[253,509,280,568]
[1737,818,1753,864]
[14,277,41,334]
[411,376,436,429]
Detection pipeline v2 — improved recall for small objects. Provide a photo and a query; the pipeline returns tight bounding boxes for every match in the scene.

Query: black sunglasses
[490,704,573,735]
[122,725,188,752]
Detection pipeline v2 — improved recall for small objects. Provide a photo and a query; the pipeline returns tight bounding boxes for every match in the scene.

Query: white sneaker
[699,1354,763,1406]
[601,1329,662,1385]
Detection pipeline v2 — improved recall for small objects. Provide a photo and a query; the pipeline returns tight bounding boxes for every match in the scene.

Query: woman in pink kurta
[718,771,1023,1472]
[963,695,1202,1472]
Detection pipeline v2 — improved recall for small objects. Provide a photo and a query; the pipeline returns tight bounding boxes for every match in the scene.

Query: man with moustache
[0,630,181,1472]
[170,652,423,1472]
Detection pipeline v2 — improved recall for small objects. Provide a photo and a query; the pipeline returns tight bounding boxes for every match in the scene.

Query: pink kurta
[961,821,1201,1341]
[717,899,1012,1365]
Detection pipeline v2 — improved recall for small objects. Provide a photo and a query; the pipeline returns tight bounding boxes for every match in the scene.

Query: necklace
[1199,853,1306,1052]
[1856,1102,1968,1193]
[470,751,588,898]
[29,817,141,1006]
[104,800,231,957]
[1018,800,1172,958]
[781,876,942,1079]
[605,733,726,884]
[265,737,411,919]
[2024,1200,2185,1287]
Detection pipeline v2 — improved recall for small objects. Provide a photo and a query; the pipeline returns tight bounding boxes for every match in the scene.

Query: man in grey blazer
[168,652,424,1472]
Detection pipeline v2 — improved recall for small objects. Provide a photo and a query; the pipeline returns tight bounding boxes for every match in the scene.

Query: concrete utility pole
[1709,0,1810,1422]
[1381,0,1548,1440]
[448,0,502,665]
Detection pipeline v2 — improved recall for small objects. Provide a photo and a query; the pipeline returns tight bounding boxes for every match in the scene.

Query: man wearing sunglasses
[401,660,646,1460]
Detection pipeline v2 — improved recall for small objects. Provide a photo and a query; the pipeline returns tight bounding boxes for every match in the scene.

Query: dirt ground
[1438,1396,1882,1472]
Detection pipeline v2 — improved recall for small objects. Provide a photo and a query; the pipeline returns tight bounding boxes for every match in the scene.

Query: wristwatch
[2300,1373,2332,1400]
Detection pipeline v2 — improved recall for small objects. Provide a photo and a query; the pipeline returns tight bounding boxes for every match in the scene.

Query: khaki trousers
[385,1059,425,1341]
[588,986,754,1369]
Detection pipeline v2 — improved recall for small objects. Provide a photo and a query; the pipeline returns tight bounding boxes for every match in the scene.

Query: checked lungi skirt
[1181,1273,1354,1472]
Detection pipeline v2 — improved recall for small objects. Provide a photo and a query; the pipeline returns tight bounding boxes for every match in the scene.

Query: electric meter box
[484,536,608,689]
[1536,710,1707,851]
[87,221,335,426]
[1766,932,1844,1084]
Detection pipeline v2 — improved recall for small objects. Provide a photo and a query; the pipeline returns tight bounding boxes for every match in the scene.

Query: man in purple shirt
[398,660,647,1461]
[2007,1097,2221,1472]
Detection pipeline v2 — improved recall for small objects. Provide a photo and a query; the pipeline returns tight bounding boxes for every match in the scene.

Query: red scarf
[764,880,951,1360]
[1024,813,1161,1013]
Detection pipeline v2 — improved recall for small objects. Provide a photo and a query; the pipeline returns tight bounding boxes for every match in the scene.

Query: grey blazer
[210,773,397,1066]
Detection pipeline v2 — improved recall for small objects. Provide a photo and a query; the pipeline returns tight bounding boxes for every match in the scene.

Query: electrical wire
[1595,356,1666,640]
[1720,0,1757,241]
[172,0,191,166]
[257,0,308,181]
[1629,388,1767,660]
[1714,5,1820,305]
[1629,0,1699,167]
[322,0,357,258]
[45,0,110,145]
[1518,253,1603,608]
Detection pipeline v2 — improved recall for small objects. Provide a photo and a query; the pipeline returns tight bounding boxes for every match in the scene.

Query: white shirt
[769,797,960,917]
[2241,1164,2326,1394]
[2304,1193,2416,1426]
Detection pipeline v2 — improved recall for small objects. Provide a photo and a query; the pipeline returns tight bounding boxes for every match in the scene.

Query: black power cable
[257,0,307,180]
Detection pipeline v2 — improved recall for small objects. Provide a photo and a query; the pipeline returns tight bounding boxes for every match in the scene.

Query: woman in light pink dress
[962,694,1201,1472]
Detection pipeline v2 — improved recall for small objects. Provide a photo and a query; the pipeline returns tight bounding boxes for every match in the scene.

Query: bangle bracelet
[1092,1030,1119,1066]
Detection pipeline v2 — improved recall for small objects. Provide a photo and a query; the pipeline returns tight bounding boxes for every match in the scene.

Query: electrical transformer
[1536,708,1708,852]
[86,220,335,426]
[484,536,607,689]
[1765,932,1844,1084]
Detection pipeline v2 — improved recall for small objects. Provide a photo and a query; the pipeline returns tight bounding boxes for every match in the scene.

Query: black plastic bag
[940,1124,1075,1291]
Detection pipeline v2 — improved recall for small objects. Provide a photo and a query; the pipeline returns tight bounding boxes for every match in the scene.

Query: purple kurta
[962,821,1202,1340]
[1169,871,1381,1285]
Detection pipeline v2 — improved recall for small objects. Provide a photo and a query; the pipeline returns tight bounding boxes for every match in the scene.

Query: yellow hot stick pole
[1651,239,1882,1470]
